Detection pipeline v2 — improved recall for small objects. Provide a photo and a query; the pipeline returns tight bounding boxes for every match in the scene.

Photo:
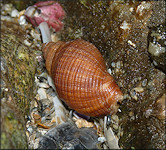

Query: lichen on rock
[1,20,38,149]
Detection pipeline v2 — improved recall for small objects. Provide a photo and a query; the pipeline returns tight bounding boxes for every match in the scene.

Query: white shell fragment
[107,68,112,75]
[30,29,41,41]
[98,137,106,143]
[19,15,28,25]
[37,88,47,99]
[128,40,136,48]
[103,116,120,149]
[11,9,19,17]
[24,39,32,47]
[38,82,50,89]
[53,96,66,125]
[133,86,144,93]
[47,75,56,91]
[148,42,165,56]
[74,118,94,128]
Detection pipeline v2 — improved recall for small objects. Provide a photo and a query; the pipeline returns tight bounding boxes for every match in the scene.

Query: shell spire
[42,39,123,117]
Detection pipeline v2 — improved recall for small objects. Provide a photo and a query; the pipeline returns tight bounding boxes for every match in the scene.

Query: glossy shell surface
[42,39,123,117]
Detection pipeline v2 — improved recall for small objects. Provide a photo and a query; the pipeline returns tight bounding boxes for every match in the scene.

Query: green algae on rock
[1,20,37,115]
[1,104,28,149]
[1,20,38,149]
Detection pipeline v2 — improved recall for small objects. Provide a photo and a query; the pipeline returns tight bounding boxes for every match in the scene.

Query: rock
[1,1,165,149]
[37,122,99,149]
[59,1,165,149]
[1,20,38,149]
[148,23,166,73]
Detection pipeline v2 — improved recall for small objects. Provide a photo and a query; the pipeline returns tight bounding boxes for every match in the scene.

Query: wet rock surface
[1,1,165,149]
[1,20,38,115]
[1,20,38,149]
[59,1,166,149]
[37,122,99,149]
[148,23,166,73]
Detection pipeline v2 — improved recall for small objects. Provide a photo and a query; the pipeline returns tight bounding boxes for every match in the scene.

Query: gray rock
[37,122,99,149]
[148,23,166,73]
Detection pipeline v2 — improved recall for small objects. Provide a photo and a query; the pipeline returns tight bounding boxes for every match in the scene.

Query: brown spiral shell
[42,39,123,117]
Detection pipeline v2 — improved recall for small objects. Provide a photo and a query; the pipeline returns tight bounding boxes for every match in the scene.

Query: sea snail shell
[42,39,123,117]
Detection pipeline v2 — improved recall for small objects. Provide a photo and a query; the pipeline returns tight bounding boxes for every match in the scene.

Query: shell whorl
[42,39,123,117]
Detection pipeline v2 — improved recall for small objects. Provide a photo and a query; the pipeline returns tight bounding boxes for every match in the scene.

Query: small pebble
[36,55,43,63]
[120,20,131,30]
[115,68,119,73]
[98,137,106,143]
[53,96,66,125]
[51,33,59,42]
[30,29,41,41]
[24,39,32,46]
[37,128,48,135]
[26,131,30,138]
[4,88,9,92]
[142,79,147,87]
[130,116,135,121]
[47,75,56,90]
[33,113,41,123]
[34,138,40,149]
[116,61,121,69]
[145,109,152,118]
[120,131,124,137]
[133,86,144,93]
[123,94,129,99]
[19,15,27,25]
[38,82,50,89]
[75,118,94,128]
[107,68,112,75]
[118,109,122,113]
[27,126,33,134]
[111,62,116,68]
[37,88,47,99]
[51,116,56,123]
[128,40,136,48]
[2,4,13,13]
[11,9,19,17]
[113,124,119,130]
[1,16,13,21]
[153,60,158,66]
[129,111,134,117]
[111,115,119,122]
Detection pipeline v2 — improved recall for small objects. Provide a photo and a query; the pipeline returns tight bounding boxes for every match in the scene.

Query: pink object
[25,1,65,32]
